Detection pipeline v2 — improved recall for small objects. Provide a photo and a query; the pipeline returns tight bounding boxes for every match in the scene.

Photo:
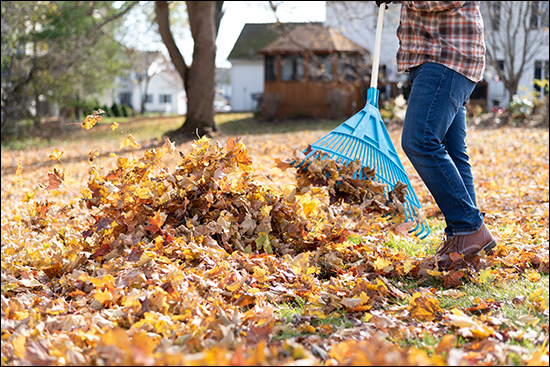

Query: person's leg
[401,62,483,236]
[443,105,477,208]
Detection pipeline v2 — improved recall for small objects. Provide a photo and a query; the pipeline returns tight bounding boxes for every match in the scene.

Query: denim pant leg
[401,62,484,236]
[443,106,477,208]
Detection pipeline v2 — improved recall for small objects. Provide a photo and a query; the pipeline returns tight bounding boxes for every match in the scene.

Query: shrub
[111,103,121,117]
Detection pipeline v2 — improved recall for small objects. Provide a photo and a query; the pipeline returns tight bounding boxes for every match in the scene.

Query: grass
[215,112,342,136]
[274,296,354,340]
[1,112,345,151]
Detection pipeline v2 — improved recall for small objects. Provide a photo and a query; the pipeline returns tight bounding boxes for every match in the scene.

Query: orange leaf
[145,211,165,234]
[94,289,113,304]
[443,270,465,288]
[450,252,463,262]
[162,138,177,155]
[46,171,63,190]
[43,262,63,279]
[273,158,294,171]
[435,334,456,355]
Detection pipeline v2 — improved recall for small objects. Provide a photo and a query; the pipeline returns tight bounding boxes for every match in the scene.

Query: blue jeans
[401,62,484,236]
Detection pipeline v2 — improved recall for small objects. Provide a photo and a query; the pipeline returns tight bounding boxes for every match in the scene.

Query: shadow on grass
[217,115,346,136]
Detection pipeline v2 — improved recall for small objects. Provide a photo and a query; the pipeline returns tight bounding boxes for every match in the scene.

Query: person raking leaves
[375,1,497,270]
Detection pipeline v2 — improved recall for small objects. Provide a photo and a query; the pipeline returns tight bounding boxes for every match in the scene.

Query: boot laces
[435,235,464,257]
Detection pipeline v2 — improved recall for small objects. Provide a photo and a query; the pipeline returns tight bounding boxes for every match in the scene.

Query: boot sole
[476,239,497,255]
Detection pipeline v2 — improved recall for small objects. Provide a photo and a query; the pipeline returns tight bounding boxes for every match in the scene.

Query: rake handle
[371,5,386,90]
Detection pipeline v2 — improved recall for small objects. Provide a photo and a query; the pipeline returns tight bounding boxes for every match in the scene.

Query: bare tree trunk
[140,76,152,115]
[155,1,218,142]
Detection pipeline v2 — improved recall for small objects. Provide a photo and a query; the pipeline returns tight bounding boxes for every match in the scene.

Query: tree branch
[85,1,140,39]
[155,1,188,83]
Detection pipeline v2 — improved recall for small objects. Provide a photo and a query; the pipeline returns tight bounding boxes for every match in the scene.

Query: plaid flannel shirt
[396,1,486,82]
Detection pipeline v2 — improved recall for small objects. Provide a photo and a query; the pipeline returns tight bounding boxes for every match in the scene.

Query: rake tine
[409,220,430,239]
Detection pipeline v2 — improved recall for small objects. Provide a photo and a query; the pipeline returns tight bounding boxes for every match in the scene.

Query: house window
[265,55,277,81]
[146,94,153,103]
[337,54,359,83]
[496,59,505,73]
[159,94,172,104]
[530,1,549,29]
[119,92,132,108]
[280,54,305,81]
[534,60,549,96]
[309,53,333,82]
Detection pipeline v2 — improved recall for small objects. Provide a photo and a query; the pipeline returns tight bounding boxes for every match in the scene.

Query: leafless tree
[482,1,549,102]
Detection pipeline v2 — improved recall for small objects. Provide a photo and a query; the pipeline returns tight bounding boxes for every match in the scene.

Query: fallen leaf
[408,292,442,322]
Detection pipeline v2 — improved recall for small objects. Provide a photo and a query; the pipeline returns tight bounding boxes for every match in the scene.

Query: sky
[217,1,326,67]
[118,1,327,68]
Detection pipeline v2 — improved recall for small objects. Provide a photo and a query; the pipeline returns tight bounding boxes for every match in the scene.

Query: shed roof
[258,24,368,54]
[227,22,323,61]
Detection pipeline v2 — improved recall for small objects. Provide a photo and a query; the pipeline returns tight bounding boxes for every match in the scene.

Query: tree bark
[155,1,219,142]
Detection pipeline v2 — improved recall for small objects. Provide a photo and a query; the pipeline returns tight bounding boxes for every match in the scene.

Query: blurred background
[1,1,548,142]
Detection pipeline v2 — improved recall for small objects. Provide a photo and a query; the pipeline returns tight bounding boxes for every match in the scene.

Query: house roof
[258,24,368,54]
[227,22,323,61]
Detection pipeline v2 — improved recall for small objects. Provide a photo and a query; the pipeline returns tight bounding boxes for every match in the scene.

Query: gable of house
[227,22,323,61]
[258,24,367,54]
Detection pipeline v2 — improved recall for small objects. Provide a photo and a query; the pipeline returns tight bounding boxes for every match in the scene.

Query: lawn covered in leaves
[1,113,549,365]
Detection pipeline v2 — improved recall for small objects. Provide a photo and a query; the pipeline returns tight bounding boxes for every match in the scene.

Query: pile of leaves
[1,116,549,365]
[79,135,409,262]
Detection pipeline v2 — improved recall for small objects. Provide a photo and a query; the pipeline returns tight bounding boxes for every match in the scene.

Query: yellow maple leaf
[15,160,23,175]
[120,134,140,149]
[110,121,119,130]
[253,266,268,282]
[426,268,443,277]
[373,257,392,271]
[479,268,496,284]
[22,191,35,203]
[49,148,64,161]
[135,186,152,199]
[301,200,318,218]
[12,335,26,358]
[403,260,413,274]
[88,148,100,161]
[81,188,93,199]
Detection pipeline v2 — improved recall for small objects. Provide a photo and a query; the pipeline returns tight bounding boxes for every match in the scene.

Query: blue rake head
[293,87,430,239]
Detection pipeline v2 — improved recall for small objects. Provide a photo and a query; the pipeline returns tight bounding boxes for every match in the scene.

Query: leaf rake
[292,5,430,239]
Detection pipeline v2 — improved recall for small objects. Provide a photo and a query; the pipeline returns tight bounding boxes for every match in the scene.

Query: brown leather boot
[435,223,497,270]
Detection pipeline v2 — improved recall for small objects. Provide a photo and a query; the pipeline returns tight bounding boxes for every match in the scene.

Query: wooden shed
[257,24,370,119]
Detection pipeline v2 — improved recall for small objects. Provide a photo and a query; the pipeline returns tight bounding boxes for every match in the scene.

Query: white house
[101,52,187,115]
[325,1,549,110]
